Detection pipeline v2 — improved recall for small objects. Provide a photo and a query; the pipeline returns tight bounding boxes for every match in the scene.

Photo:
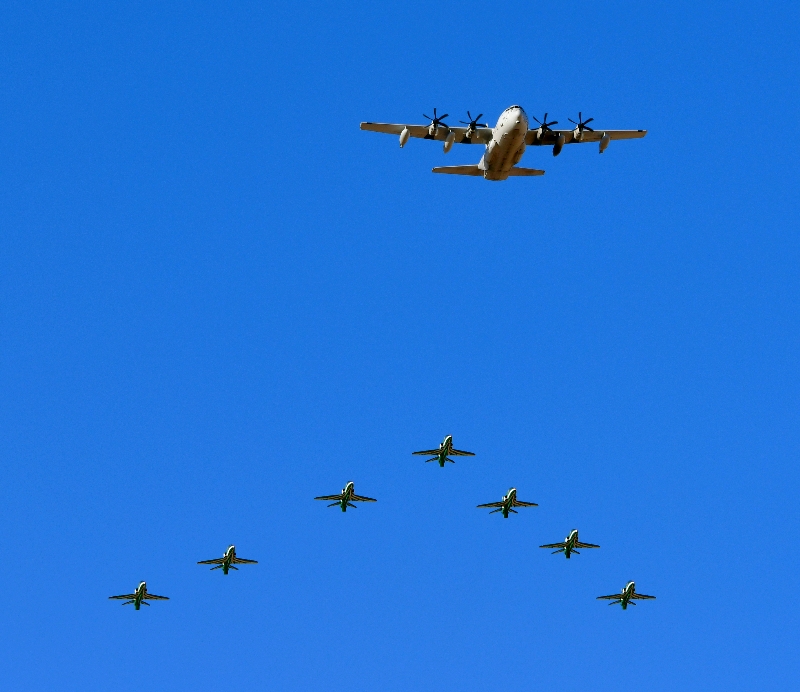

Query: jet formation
[110,103,655,614]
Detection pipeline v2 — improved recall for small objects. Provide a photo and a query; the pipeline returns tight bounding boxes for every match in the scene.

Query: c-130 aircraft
[361,106,646,180]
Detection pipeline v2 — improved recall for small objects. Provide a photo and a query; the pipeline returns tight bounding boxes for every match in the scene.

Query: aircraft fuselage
[479,107,529,181]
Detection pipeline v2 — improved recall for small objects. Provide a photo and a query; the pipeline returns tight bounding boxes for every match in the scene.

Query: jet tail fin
[432,165,482,176]
[507,167,545,176]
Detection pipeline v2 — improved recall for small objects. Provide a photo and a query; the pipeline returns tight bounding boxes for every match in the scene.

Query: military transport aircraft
[108,581,169,610]
[197,545,258,575]
[597,581,656,609]
[540,529,600,559]
[477,487,538,518]
[315,481,377,512]
[413,435,475,467]
[361,106,646,180]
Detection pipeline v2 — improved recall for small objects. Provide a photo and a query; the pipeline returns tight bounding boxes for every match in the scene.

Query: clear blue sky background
[1,1,798,690]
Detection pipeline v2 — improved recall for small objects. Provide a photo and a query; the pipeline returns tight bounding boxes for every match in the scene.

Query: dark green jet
[108,581,169,610]
[197,545,258,575]
[315,481,376,512]
[597,581,656,609]
[540,529,600,559]
[413,435,475,467]
[477,487,538,518]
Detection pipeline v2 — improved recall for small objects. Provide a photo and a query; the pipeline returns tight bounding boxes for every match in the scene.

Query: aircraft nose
[515,107,528,127]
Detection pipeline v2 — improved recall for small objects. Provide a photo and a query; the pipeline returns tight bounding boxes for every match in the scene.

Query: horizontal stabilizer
[507,167,545,176]
[432,165,483,176]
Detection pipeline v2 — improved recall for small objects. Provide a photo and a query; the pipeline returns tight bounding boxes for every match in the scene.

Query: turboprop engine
[443,130,455,153]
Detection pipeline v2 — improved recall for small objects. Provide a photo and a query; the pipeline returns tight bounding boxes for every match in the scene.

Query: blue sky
[1,1,798,690]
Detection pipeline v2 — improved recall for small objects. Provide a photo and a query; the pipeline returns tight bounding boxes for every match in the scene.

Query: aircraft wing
[232,557,258,564]
[449,449,475,456]
[525,129,647,146]
[314,494,343,501]
[143,593,169,600]
[575,542,601,549]
[512,500,539,507]
[360,122,492,144]
[412,449,441,456]
[631,593,656,600]
[596,594,623,600]
[476,501,504,508]
[539,542,567,549]
[197,558,226,565]
[351,494,377,502]
[109,593,137,600]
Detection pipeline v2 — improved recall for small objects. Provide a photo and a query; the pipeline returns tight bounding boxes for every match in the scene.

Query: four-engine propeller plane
[413,435,475,467]
[361,106,646,180]
[596,581,656,609]
[315,481,377,512]
[108,581,169,610]
[477,487,538,518]
[540,529,600,559]
[197,545,258,575]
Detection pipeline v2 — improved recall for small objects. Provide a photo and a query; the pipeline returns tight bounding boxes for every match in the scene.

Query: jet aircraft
[108,581,169,610]
[596,581,656,609]
[361,106,646,180]
[413,435,475,467]
[315,481,377,512]
[540,529,600,559]
[477,487,538,518]
[197,545,258,575]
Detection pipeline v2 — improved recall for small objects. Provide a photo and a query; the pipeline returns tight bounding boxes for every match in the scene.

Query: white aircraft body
[361,106,646,180]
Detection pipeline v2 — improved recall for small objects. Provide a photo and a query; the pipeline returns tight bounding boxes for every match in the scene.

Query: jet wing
[525,129,647,146]
[631,593,656,600]
[314,494,343,501]
[596,594,623,600]
[575,542,601,549]
[476,501,505,508]
[197,558,226,565]
[449,449,475,456]
[143,593,169,600]
[350,494,377,502]
[512,500,539,507]
[360,122,492,144]
[539,542,567,549]
[109,593,137,600]
[412,449,441,456]
[232,557,258,564]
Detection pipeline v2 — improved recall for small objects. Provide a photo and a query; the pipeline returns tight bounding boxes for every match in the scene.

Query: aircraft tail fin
[432,165,483,176]
[507,167,545,176]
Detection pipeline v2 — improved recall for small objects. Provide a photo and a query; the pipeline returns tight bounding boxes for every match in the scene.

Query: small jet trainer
[197,545,258,575]
[315,481,377,512]
[108,581,169,610]
[540,529,600,559]
[413,435,475,467]
[597,581,656,610]
[477,487,538,518]
[361,106,646,181]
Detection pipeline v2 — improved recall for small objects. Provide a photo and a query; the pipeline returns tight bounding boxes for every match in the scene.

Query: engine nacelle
[599,132,611,154]
[399,127,410,148]
[552,134,565,157]
[443,130,455,153]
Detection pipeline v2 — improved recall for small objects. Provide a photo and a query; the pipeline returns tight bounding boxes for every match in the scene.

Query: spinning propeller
[568,112,594,133]
[423,108,449,129]
[459,111,488,129]
[532,113,558,132]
